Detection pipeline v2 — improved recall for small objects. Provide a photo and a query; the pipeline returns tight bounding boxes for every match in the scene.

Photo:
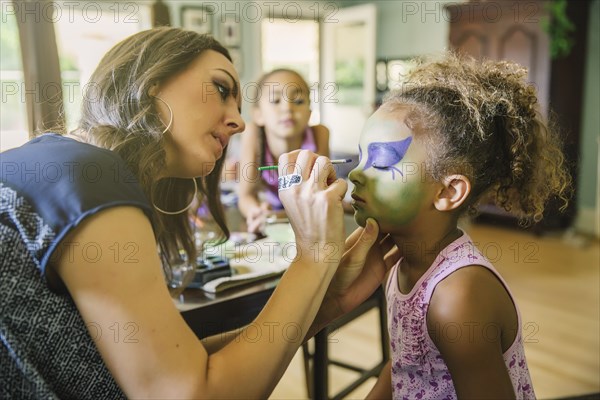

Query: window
[261,18,320,125]
[53,2,151,131]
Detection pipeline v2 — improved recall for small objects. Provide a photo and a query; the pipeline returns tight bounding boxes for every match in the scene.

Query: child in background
[349,54,571,399]
[237,68,330,233]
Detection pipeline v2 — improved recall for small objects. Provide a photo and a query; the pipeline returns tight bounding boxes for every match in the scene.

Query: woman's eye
[294,98,306,105]
[270,97,281,104]
[214,81,231,101]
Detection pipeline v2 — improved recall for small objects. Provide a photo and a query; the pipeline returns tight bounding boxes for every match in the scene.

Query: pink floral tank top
[385,232,536,399]
[260,126,317,209]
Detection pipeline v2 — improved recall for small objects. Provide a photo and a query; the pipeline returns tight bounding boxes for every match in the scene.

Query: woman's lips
[212,133,229,154]
[212,135,225,157]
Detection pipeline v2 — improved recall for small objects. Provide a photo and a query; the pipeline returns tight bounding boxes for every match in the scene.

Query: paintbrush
[257,158,353,172]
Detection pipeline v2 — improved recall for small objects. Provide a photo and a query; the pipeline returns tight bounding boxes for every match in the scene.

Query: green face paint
[349,108,432,232]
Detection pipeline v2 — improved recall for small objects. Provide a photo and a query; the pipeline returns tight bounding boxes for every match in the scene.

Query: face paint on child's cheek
[372,177,428,226]
[353,177,427,228]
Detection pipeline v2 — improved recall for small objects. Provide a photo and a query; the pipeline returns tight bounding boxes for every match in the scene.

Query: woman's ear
[433,174,471,211]
[148,83,160,97]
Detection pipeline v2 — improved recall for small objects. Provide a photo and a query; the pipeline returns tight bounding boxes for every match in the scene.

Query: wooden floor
[270,221,600,400]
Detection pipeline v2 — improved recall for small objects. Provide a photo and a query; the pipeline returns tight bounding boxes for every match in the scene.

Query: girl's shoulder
[309,125,330,157]
[427,263,515,331]
[311,124,330,137]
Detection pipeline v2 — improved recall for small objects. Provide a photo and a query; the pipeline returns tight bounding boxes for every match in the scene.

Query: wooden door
[446,0,551,117]
[446,0,588,230]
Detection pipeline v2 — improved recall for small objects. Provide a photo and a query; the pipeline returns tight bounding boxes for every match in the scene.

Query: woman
[0,27,398,398]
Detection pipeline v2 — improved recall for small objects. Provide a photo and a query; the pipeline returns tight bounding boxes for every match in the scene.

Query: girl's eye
[372,165,389,170]
[294,98,306,105]
[270,97,281,104]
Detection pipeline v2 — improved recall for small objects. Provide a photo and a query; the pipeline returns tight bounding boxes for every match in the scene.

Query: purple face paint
[361,136,413,179]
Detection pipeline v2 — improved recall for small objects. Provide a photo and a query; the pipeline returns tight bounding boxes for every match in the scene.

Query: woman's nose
[226,107,245,135]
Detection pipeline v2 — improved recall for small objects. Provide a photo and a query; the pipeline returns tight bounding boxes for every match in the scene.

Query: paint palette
[186,255,232,289]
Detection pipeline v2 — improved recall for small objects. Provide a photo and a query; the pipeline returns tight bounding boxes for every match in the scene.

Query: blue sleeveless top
[0,133,152,399]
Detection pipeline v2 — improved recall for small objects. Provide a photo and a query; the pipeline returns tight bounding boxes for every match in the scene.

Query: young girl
[349,54,571,399]
[237,68,330,233]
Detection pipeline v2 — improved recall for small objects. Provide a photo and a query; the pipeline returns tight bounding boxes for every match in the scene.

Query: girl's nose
[280,102,292,112]
[348,166,365,186]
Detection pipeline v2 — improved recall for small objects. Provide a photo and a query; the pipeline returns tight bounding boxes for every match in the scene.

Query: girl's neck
[394,222,462,273]
[264,129,304,160]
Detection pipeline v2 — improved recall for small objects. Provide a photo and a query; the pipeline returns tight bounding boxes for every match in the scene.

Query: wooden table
[178,209,371,398]
[178,276,279,339]
[177,204,282,338]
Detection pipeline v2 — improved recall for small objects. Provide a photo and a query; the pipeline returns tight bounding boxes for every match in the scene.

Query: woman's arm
[55,207,341,399]
[55,151,347,399]
[201,329,242,354]
[427,266,517,399]
[366,360,392,400]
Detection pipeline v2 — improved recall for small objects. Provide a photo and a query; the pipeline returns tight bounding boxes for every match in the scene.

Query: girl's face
[156,50,245,178]
[348,107,437,233]
[254,71,312,140]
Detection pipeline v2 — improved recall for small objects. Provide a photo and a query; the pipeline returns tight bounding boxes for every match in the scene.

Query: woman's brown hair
[71,27,231,267]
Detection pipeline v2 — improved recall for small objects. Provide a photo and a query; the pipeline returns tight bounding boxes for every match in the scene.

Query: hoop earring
[154,95,173,134]
[153,178,198,215]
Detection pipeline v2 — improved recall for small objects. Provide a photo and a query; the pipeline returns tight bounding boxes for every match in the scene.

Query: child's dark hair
[383,52,571,223]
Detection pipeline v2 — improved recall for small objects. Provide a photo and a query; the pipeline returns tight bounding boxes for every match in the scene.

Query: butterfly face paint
[362,137,413,179]
[349,107,435,232]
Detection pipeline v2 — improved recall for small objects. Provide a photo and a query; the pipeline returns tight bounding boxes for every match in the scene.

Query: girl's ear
[252,107,265,127]
[433,174,471,211]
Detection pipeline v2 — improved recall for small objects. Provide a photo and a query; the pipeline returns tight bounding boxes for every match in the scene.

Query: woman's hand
[277,150,348,264]
[328,219,400,315]
[302,218,400,342]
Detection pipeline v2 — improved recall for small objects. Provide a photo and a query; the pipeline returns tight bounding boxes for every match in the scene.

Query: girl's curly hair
[383,52,571,224]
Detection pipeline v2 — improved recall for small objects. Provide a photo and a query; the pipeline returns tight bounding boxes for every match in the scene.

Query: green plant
[542,0,575,59]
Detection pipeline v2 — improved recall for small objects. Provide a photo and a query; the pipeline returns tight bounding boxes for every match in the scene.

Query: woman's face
[348,106,437,234]
[254,71,311,140]
[155,50,245,178]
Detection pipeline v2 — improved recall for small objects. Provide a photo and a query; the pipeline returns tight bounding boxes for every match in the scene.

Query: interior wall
[340,0,463,59]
